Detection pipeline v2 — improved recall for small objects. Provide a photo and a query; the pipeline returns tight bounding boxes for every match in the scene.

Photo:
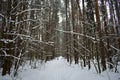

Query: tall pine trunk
[94,0,106,72]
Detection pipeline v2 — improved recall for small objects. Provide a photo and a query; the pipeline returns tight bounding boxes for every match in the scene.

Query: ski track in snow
[0,56,120,80]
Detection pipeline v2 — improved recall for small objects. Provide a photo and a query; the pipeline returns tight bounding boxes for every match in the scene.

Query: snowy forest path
[17,57,120,80]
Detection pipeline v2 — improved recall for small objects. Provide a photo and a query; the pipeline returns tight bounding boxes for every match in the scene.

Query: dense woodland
[0,0,120,76]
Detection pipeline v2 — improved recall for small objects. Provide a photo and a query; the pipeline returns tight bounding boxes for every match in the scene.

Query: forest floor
[0,56,120,80]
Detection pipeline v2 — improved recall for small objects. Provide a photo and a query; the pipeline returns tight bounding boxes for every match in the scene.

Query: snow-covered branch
[56,29,98,41]
[1,49,7,56]
[0,55,20,60]
[76,41,91,53]
[10,1,28,14]
[15,19,40,24]
[31,40,54,46]
[0,14,7,20]
[0,35,19,43]
[16,8,42,15]
[110,45,120,51]
[4,33,32,39]
[32,24,41,29]
[104,42,120,51]
[0,49,20,60]
[80,20,95,27]
[0,39,15,43]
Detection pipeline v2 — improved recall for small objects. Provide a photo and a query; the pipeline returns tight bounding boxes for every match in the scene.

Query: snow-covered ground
[0,56,120,80]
